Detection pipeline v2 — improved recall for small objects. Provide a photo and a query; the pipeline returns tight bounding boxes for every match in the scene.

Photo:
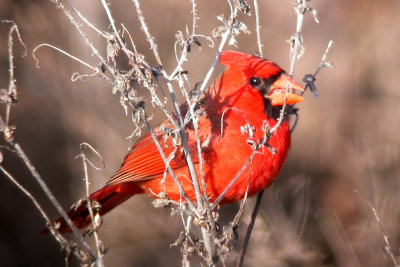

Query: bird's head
[218,50,304,107]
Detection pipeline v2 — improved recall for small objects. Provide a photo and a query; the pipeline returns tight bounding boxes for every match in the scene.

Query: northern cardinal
[51,51,304,233]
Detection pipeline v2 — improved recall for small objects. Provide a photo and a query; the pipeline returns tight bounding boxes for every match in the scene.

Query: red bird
[53,51,304,233]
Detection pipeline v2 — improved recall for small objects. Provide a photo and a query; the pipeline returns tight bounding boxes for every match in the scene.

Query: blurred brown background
[1,0,400,266]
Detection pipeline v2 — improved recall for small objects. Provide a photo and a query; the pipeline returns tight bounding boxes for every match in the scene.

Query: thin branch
[131,0,163,66]
[211,151,257,210]
[1,20,27,126]
[48,0,113,74]
[191,0,198,35]
[289,1,305,75]
[289,0,319,75]
[302,40,334,97]
[33,43,113,85]
[355,190,400,267]
[314,40,334,77]
[121,23,138,53]
[236,190,265,267]
[65,0,108,38]
[169,34,214,80]
[33,44,96,70]
[0,164,75,252]
[101,0,127,50]
[10,141,97,260]
[191,31,230,105]
[253,0,263,57]
[132,0,206,223]
[179,76,209,205]
[143,116,198,215]
[77,143,105,267]
[0,19,97,262]
[191,0,238,106]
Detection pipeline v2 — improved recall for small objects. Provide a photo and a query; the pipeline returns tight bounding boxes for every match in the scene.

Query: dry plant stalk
[0,20,97,265]
[0,1,336,266]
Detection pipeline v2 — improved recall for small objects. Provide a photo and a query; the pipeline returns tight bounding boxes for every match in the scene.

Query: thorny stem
[191,0,198,34]
[0,20,97,262]
[48,0,112,74]
[234,4,267,265]
[175,29,233,257]
[101,0,127,49]
[179,79,210,207]
[132,0,203,204]
[2,20,27,126]
[65,0,108,39]
[0,165,76,254]
[289,1,305,75]
[253,0,263,57]
[132,0,218,261]
[189,0,211,209]
[79,143,105,267]
[5,139,97,260]
[131,0,163,66]
[236,0,318,262]
[143,116,198,215]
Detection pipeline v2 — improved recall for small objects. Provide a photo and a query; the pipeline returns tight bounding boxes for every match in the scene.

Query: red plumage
[51,51,304,233]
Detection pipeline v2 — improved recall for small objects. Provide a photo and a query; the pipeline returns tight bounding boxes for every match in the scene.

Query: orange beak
[266,73,304,106]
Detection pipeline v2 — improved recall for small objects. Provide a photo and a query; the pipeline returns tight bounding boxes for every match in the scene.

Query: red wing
[106,132,187,186]
[106,102,213,187]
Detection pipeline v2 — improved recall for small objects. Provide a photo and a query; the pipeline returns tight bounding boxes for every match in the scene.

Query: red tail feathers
[44,183,142,234]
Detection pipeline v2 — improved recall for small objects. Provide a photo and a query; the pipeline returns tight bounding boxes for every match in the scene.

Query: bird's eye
[249,77,263,88]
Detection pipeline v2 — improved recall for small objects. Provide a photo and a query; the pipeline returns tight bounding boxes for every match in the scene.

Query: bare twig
[143,116,198,214]
[355,190,400,267]
[33,44,96,70]
[48,0,112,73]
[1,20,27,126]
[289,0,319,75]
[77,143,105,267]
[191,31,230,105]
[132,0,218,261]
[0,20,97,262]
[302,40,334,97]
[12,141,97,260]
[253,0,263,57]
[131,0,163,66]
[315,40,334,76]
[65,0,108,39]
[212,150,257,210]
[33,43,113,85]
[235,0,321,263]
[236,190,265,267]
[0,164,73,250]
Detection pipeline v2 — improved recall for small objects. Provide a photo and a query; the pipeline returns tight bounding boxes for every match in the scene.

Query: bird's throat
[264,103,298,120]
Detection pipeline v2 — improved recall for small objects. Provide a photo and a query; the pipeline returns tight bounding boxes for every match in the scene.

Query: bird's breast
[201,110,291,203]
